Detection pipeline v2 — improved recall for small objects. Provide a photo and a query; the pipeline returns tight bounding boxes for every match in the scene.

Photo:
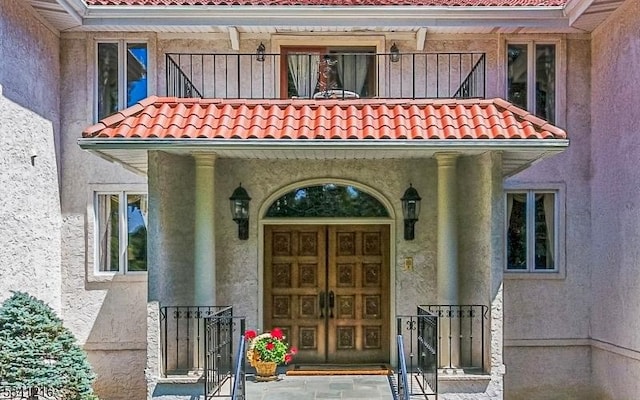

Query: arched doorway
[261,182,393,364]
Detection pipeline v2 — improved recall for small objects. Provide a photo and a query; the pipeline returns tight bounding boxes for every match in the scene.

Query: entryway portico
[79,95,567,396]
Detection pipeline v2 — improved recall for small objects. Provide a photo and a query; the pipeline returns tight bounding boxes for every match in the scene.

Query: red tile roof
[85,0,566,6]
[83,97,566,141]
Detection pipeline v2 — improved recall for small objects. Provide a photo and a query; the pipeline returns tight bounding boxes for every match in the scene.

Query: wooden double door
[264,225,390,364]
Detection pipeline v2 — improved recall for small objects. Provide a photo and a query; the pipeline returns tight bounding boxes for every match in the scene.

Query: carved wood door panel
[264,225,327,363]
[327,225,390,363]
[264,225,389,364]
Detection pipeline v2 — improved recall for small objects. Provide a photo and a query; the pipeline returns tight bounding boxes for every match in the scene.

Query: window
[507,42,556,122]
[265,183,389,218]
[96,41,148,120]
[95,192,148,273]
[506,190,557,272]
[282,47,375,99]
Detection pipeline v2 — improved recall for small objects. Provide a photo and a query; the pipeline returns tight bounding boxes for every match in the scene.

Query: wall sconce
[230,184,251,240]
[256,42,266,62]
[401,184,421,240]
[390,42,400,63]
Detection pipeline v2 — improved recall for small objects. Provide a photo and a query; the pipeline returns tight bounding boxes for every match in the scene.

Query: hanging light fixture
[256,42,266,62]
[230,184,251,240]
[401,184,421,240]
[390,42,400,63]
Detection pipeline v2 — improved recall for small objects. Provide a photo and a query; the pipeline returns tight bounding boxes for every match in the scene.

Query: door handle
[328,290,335,318]
[319,291,325,318]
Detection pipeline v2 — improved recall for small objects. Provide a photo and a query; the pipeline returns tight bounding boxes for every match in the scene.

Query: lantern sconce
[401,183,421,240]
[256,42,266,62]
[390,42,400,63]
[230,184,251,240]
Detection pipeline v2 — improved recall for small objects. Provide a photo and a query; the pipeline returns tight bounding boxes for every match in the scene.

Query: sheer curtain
[288,54,320,98]
[98,194,115,272]
[542,193,555,266]
[336,54,369,95]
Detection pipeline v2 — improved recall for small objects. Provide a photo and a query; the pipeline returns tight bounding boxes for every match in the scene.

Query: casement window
[95,192,148,273]
[506,190,558,272]
[96,41,148,120]
[507,42,556,122]
[282,46,375,99]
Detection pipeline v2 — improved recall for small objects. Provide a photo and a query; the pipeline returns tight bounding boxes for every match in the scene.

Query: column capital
[435,152,460,167]
[193,152,217,167]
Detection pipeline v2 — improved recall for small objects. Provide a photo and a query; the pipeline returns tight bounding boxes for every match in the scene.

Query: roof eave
[78,137,569,151]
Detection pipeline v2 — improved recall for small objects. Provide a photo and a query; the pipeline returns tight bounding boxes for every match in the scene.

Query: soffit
[27,0,625,33]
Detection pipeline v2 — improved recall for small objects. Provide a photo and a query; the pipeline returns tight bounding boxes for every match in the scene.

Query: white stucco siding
[59,34,148,399]
[502,37,593,398]
[0,2,61,312]
[590,0,640,398]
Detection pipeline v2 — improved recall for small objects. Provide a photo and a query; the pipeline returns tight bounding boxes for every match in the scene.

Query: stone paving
[244,374,395,400]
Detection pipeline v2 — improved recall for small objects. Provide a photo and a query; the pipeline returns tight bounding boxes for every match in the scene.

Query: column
[436,153,460,370]
[193,153,217,306]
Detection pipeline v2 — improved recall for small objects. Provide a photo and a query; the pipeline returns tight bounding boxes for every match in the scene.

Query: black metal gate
[395,306,438,399]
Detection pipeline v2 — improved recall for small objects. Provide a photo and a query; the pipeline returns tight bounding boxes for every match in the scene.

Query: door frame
[257,178,397,365]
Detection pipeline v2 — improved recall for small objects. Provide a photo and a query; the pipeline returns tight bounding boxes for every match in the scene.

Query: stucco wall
[0,2,62,312]
[503,36,593,398]
[59,34,148,399]
[589,1,640,398]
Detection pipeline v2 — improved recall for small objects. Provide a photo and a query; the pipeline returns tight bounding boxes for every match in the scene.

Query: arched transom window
[265,183,389,218]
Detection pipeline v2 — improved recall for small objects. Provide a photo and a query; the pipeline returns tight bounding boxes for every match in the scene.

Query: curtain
[288,54,320,98]
[336,54,369,95]
[543,193,555,266]
[98,195,114,271]
[506,193,526,225]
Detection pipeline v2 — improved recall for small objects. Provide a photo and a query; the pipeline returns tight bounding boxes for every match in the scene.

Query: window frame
[94,39,149,121]
[272,35,386,99]
[504,182,566,279]
[505,38,564,125]
[92,189,148,276]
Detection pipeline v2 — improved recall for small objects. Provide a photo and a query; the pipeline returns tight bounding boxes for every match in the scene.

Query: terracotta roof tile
[82,97,566,142]
[85,0,566,5]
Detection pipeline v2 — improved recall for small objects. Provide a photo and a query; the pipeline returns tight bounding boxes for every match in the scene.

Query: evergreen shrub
[0,292,97,399]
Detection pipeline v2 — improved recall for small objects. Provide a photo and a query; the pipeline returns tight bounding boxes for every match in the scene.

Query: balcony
[165,52,485,100]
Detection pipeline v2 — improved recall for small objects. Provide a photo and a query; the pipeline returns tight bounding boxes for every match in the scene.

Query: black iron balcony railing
[166,52,485,100]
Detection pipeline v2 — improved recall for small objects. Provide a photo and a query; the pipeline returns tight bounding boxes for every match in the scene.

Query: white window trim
[504,37,566,128]
[504,182,566,280]
[94,38,151,122]
[87,184,148,282]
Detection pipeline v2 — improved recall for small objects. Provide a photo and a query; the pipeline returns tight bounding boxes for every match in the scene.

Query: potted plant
[245,328,297,381]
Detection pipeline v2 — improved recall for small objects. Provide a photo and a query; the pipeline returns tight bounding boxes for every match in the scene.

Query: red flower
[245,330,257,341]
[271,327,283,340]
[266,342,275,351]
[284,354,293,364]
[290,346,298,355]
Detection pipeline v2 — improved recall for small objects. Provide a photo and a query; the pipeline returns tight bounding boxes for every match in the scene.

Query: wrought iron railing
[421,305,489,371]
[165,52,485,100]
[395,335,411,400]
[203,310,246,399]
[160,306,231,376]
[230,334,246,400]
[396,307,438,399]
[453,54,486,98]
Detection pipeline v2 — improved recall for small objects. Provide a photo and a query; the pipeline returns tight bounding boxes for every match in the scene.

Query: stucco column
[193,153,217,306]
[436,153,460,370]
